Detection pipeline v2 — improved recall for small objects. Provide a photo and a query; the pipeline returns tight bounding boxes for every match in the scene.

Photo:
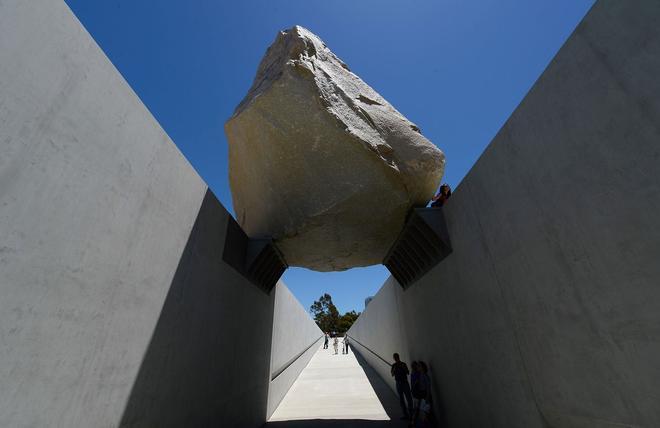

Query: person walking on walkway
[333,337,339,355]
[391,353,413,420]
[323,332,329,349]
[342,335,350,354]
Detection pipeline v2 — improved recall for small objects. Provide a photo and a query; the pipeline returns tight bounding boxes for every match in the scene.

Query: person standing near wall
[410,361,421,424]
[342,335,350,354]
[411,361,432,426]
[324,332,329,349]
[417,361,433,426]
[391,353,414,420]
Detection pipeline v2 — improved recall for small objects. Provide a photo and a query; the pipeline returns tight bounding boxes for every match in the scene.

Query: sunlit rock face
[225,25,445,271]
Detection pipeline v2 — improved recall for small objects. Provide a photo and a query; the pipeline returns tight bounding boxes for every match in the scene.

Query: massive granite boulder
[226,26,445,271]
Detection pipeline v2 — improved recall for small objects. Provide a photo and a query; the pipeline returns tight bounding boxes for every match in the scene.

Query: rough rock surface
[226,26,445,271]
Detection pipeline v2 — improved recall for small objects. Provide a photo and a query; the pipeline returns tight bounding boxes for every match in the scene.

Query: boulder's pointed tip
[292,25,310,32]
[281,25,315,39]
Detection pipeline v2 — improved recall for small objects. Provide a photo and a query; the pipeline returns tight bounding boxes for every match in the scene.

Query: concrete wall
[347,277,409,394]
[267,282,323,418]
[350,1,660,427]
[0,1,275,427]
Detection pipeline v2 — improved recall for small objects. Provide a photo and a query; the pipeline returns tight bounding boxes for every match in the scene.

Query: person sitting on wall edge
[431,184,451,208]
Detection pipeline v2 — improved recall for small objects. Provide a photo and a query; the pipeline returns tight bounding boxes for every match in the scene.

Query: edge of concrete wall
[267,282,323,418]
[0,2,277,426]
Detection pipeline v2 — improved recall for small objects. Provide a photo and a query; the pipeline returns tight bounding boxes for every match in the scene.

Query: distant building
[364,296,373,308]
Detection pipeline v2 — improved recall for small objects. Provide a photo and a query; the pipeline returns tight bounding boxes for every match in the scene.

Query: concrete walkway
[267,342,408,427]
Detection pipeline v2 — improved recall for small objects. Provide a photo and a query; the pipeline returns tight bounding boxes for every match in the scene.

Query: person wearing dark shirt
[431,184,452,208]
[417,361,433,425]
[390,353,413,420]
[410,361,421,423]
[411,360,432,425]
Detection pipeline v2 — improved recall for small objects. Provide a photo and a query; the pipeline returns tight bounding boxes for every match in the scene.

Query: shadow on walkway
[266,348,407,428]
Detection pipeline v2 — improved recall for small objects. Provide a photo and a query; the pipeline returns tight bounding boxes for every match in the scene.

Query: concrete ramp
[350,1,660,426]
[269,343,389,422]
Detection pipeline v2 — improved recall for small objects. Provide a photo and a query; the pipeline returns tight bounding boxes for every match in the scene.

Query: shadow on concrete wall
[351,340,448,428]
[119,190,275,428]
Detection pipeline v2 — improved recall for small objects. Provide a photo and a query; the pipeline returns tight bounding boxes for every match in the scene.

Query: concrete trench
[1,1,660,427]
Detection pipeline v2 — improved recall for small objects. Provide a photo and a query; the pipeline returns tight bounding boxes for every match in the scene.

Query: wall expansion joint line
[347,335,392,367]
[271,336,323,381]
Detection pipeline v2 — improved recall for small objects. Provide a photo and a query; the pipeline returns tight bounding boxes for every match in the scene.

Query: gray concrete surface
[268,282,323,417]
[118,192,276,428]
[266,348,409,428]
[269,340,389,422]
[350,1,660,426]
[0,1,275,426]
[348,278,410,395]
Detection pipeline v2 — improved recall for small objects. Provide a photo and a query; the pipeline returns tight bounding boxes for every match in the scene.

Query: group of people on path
[322,333,434,425]
[391,353,433,427]
[323,332,349,355]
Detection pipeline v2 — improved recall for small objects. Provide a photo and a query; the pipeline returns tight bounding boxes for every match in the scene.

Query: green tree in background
[310,293,339,333]
[310,294,360,334]
[337,310,360,333]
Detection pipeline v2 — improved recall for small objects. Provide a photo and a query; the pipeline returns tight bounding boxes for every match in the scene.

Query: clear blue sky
[65,0,593,315]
